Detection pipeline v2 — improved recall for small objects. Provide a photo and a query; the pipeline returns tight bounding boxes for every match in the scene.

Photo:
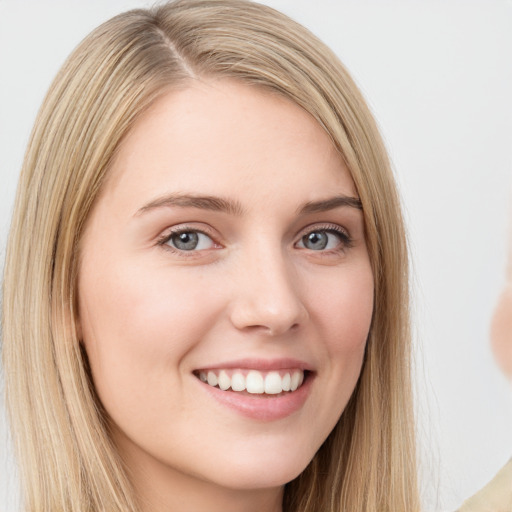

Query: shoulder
[457,458,512,512]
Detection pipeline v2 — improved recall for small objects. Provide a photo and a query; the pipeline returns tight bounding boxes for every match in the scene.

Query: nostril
[238,321,300,337]
[229,296,308,336]
[227,259,308,332]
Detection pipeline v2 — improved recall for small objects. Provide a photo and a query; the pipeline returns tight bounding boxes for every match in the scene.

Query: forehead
[102,79,356,212]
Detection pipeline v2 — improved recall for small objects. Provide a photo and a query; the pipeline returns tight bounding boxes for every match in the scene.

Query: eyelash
[156,223,353,255]
[157,225,217,254]
[297,223,354,253]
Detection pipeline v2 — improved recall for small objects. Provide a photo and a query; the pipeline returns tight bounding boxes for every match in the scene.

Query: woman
[1,1,419,511]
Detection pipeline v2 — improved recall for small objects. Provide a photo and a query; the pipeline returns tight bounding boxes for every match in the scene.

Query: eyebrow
[136,193,362,217]
[298,195,362,214]
[136,193,245,216]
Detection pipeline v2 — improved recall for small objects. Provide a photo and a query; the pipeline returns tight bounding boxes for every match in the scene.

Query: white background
[1,1,511,510]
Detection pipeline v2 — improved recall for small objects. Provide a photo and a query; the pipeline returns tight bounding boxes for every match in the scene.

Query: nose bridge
[229,241,307,335]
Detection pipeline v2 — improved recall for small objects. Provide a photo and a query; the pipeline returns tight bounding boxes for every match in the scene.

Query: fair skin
[491,235,512,378]
[78,80,374,512]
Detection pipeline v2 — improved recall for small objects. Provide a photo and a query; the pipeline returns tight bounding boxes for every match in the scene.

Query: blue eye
[164,230,215,251]
[297,229,350,251]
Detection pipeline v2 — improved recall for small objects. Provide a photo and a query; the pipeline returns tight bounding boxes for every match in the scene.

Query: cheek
[78,259,223,401]
[491,287,512,378]
[310,261,374,355]
[298,261,373,444]
[81,259,217,342]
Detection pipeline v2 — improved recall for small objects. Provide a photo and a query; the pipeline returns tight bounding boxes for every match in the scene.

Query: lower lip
[197,374,313,421]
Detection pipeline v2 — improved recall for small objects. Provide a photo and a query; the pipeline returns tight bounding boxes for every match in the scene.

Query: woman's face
[79,80,374,503]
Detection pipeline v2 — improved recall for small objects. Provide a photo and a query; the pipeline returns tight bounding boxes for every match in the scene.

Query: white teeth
[290,372,300,391]
[218,370,230,390]
[264,372,283,394]
[231,372,246,391]
[282,373,291,392]
[246,370,265,394]
[207,371,218,387]
[199,369,305,395]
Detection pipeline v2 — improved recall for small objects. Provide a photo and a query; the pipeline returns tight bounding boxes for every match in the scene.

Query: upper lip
[194,358,314,372]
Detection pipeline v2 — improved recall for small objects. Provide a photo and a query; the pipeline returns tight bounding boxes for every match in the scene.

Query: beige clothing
[458,458,512,512]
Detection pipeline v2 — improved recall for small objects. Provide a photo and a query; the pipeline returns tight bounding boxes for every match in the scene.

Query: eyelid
[156,224,222,253]
[155,222,353,256]
[295,223,353,250]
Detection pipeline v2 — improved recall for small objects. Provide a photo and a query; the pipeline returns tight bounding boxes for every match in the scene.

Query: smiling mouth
[194,369,307,395]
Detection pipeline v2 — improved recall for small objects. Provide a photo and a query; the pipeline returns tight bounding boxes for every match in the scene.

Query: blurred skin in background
[491,260,512,379]
[458,224,512,512]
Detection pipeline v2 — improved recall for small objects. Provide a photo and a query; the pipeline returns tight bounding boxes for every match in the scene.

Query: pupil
[173,232,199,250]
[305,232,328,250]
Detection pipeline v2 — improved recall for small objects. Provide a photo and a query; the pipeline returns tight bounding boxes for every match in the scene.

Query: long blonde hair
[2,1,419,510]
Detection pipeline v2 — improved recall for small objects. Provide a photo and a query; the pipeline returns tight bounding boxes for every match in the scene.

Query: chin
[188,439,315,491]
[212,458,310,491]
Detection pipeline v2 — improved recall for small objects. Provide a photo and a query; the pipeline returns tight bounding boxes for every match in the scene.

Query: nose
[229,248,308,336]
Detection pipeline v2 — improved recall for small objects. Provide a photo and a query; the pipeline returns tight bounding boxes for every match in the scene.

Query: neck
[133,464,284,512]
